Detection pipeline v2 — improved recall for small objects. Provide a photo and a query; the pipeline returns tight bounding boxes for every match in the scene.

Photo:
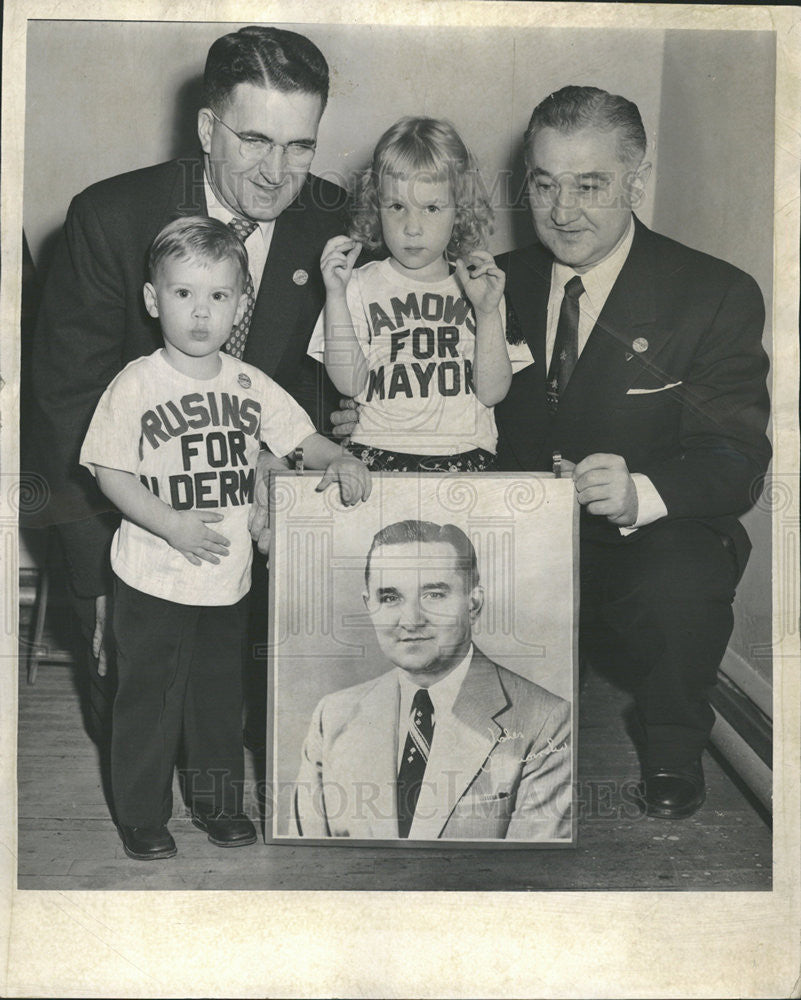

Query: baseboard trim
[710,672,773,768]
[710,713,773,814]
[718,645,772,719]
[709,655,773,814]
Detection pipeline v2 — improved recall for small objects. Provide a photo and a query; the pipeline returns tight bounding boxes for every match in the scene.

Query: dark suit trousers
[65,582,116,746]
[111,577,248,827]
[579,519,741,769]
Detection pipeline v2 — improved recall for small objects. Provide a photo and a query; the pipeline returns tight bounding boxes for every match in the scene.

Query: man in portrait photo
[291,519,572,842]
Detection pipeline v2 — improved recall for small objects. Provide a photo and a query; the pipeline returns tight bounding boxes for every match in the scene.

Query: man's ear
[468,586,484,622]
[143,282,159,319]
[197,108,214,155]
[627,160,652,208]
[362,591,371,612]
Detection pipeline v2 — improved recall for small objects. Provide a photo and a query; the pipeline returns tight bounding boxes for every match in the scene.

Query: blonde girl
[309,116,527,471]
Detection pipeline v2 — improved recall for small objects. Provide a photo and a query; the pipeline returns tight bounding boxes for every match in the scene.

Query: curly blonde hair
[349,117,494,261]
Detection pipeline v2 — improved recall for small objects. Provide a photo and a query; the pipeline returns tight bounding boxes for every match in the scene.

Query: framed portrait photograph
[268,471,578,847]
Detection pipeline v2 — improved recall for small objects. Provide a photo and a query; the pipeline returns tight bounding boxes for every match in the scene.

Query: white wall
[24,21,665,267]
[654,30,775,689]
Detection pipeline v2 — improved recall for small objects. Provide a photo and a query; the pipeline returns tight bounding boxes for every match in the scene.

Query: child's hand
[455,250,506,316]
[164,509,231,565]
[92,594,110,678]
[329,397,360,442]
[315,455,372,506]
[321,235,362,295]
[248,449,289,555]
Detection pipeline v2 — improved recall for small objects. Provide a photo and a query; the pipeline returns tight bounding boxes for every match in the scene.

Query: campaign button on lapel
[238,373,252,389]
[632,337,649,354]
[293,269,309,286]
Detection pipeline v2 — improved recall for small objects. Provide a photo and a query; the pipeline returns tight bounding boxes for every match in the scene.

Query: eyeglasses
[209,110,317,166]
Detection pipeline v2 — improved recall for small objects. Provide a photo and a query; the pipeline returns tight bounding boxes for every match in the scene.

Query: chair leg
[26,565,50,686]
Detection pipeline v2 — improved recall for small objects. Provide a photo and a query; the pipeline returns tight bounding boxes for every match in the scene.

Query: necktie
[224,217,258,359]
[546,275,584,413]
[397,688,434,838]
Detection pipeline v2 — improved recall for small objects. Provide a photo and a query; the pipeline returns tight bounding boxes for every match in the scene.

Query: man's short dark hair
[524,85,647,165]
[364,520,479,591]
[202,25,330,112]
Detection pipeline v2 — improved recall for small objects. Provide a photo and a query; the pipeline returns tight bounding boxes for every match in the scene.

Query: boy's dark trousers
[111,576,248,827]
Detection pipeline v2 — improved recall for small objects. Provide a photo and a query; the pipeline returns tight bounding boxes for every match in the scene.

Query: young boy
[80,216,371,860]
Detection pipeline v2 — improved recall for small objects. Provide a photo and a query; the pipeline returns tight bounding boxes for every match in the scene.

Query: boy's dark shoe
[191,804,257,847]
[118,824,177,860]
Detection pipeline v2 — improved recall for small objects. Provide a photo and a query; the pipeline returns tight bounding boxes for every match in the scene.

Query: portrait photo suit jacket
[290,648,573,842]
[494,216,772,570]
[29,155,347,595]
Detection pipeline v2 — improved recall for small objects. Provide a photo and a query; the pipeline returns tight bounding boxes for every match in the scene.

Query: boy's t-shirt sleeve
[79,368,143,478]
[256,371,317,458]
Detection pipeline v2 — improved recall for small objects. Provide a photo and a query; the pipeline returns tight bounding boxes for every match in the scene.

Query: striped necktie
[546,275,584,413]
[397,688,434,838]
[224,216,258,359]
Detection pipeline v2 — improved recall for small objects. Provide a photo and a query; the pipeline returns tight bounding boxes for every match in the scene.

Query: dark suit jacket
[495,217,771,567]
[29,155,347,594]
[291,648,572,841]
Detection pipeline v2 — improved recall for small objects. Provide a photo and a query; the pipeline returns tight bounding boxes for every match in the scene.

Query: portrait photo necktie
[397,688,434,838]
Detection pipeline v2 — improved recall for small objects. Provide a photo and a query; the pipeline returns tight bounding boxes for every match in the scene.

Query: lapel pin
[237,373,252,389]
[632,337,649,354]
[293,269,309,286]
[624,352,633,362]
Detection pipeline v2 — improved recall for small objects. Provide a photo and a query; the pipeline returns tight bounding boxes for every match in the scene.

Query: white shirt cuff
[618,474,668,536]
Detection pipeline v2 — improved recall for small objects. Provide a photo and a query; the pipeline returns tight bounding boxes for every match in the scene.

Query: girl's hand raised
[455,250,506,316]
[321,235,362,295]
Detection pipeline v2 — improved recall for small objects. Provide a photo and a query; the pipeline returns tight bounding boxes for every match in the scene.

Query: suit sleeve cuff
[618,474,668,536]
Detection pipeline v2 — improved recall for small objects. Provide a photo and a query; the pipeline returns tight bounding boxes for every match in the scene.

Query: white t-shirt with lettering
[308,259,532,455]
[80,349,315,606]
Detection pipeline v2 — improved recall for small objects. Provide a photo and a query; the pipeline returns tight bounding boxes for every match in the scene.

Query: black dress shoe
[191,806,257,847]
[640,759,706,819]
[118,824,177,860]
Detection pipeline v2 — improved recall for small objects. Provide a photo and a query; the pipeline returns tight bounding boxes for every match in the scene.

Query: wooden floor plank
[17,652,771,892]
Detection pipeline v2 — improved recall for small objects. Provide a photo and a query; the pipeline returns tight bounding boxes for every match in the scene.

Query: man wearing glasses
[30,26,347,750]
